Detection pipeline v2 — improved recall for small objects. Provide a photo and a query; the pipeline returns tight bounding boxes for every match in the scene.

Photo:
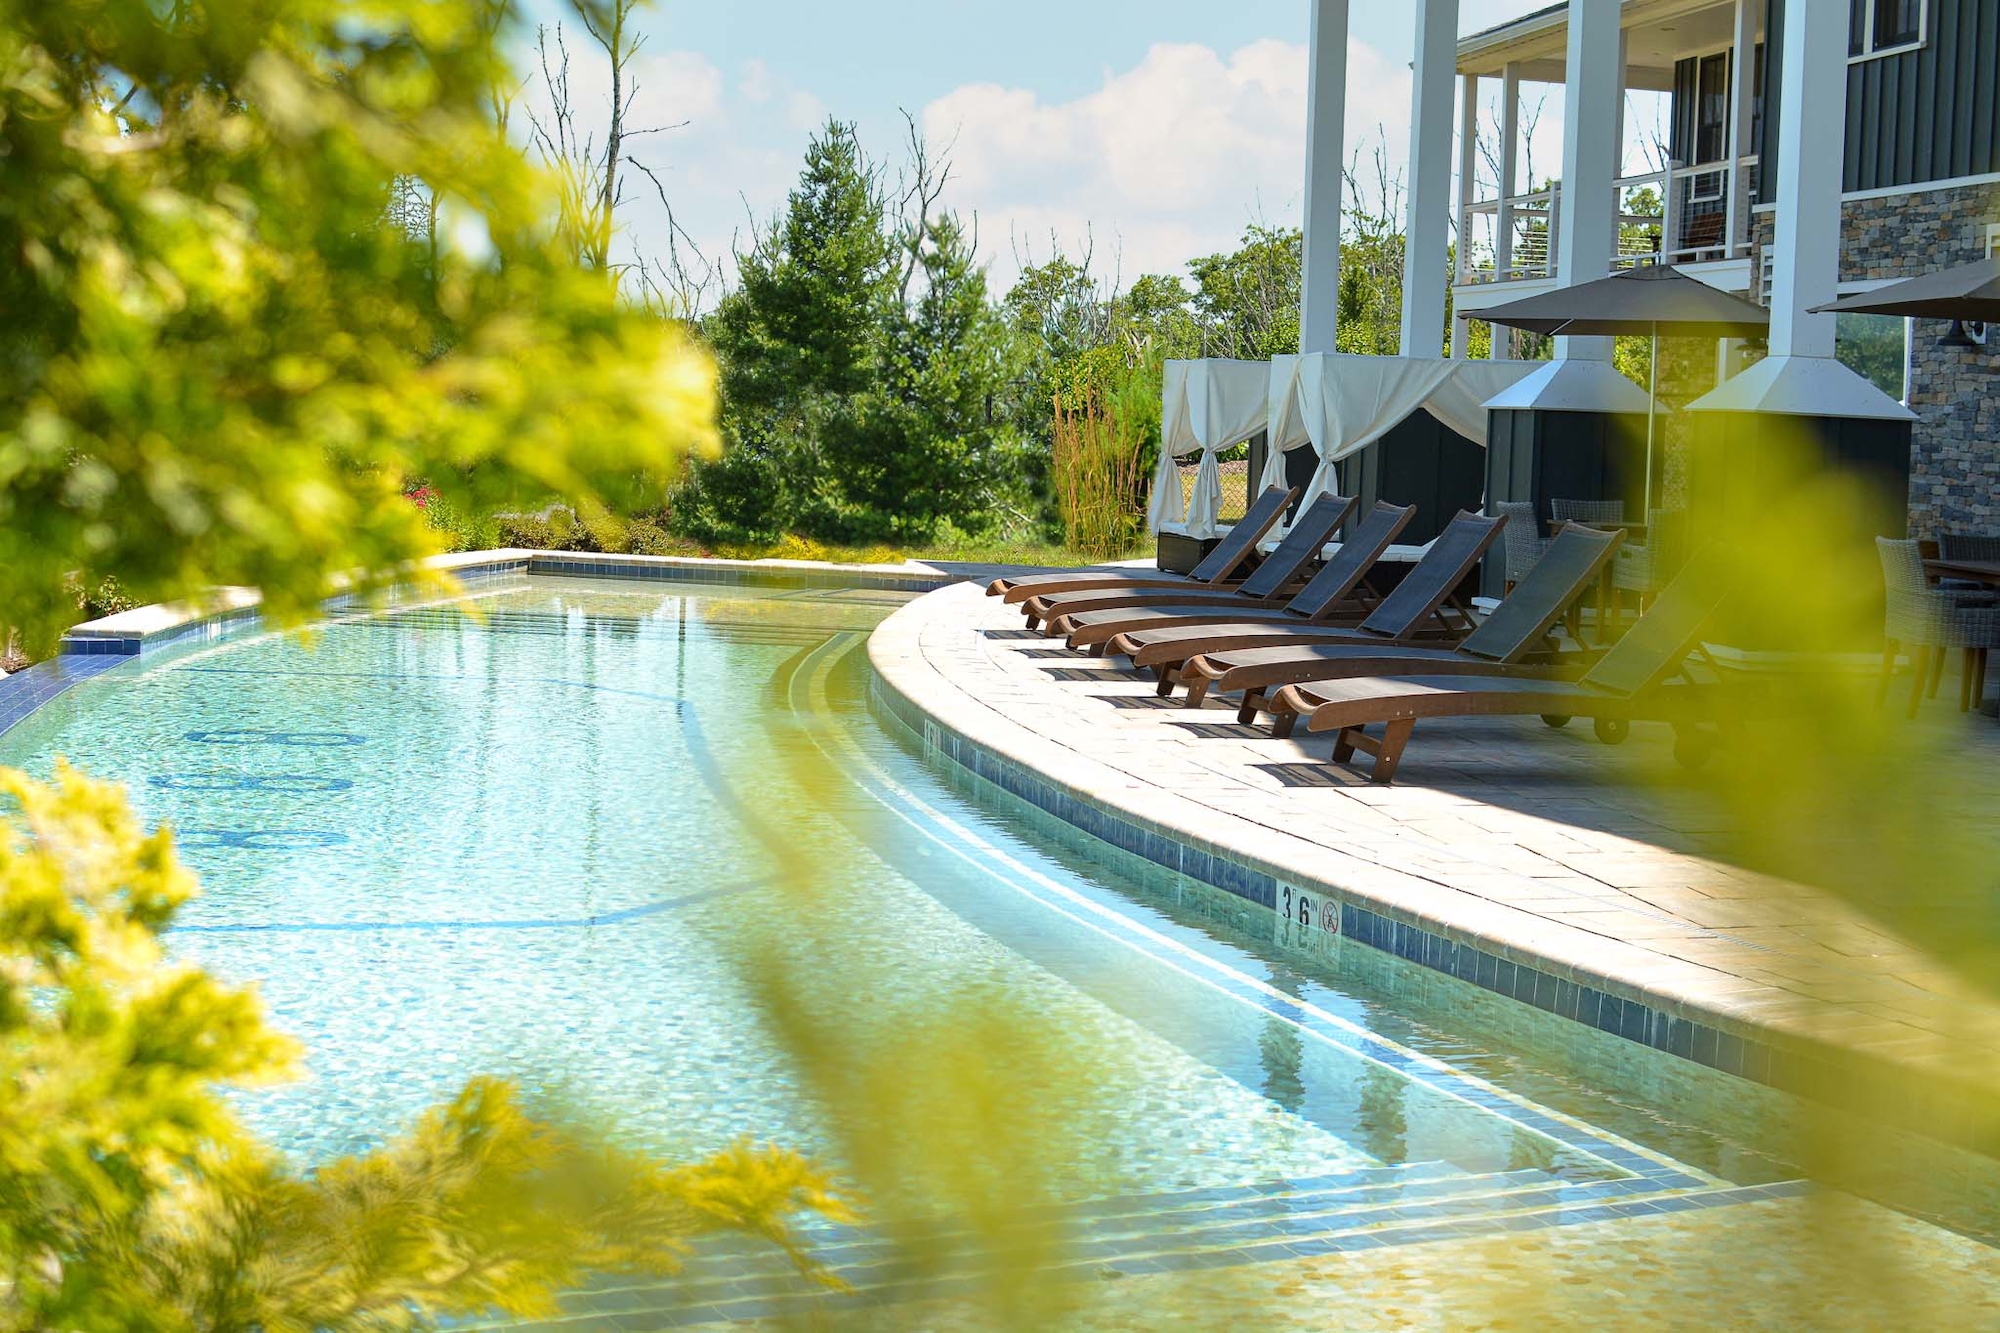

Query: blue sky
[512,2,1568,295]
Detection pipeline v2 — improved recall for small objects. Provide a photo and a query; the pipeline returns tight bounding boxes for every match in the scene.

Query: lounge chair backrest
[1580,541,1735,698]
[1460,523,1623,662]
[1353,511,1508,639]
[1189,486,1296,585]
[1236,493,1357,599]
[1281,502,1416,618]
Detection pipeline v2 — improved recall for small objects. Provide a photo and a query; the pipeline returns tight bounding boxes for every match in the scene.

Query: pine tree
[826,214,1015,540]
[690,120,895,541]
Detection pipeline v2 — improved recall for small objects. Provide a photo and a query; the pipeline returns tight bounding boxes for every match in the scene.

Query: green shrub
[625,517,697,557]
[673,446,792,547]
[497,514,558,550]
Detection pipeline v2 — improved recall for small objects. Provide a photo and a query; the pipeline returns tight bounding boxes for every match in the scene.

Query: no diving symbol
[176,830,351,851]
[184,730,368,748]
[150,774,355,793]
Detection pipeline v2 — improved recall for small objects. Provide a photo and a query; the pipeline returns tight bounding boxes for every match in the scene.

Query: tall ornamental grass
[1050,389,1148,561]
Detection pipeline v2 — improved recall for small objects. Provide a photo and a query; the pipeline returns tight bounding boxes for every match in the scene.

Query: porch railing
[1456,154,1759,286]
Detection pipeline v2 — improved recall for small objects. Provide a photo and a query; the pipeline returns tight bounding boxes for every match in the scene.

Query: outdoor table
[1925,559,2000,717]
[1925,558,2000,588]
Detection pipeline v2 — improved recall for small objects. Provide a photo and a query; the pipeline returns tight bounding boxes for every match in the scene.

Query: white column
[1689,0,1910,418]
[1454,72,1477,298]
[1495,63,1521,277]
[1400,0,1459,359]
[1300,0,1349,355]
[1767,0,1841,359]
[1453,73,1478,359]
[1553,0,1622,362]
[1614,26,1630,180]
[1724,0,1758,258]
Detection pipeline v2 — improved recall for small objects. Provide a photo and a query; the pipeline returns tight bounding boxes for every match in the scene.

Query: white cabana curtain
[1147,358,1270,538]
[1257,354,1540,518]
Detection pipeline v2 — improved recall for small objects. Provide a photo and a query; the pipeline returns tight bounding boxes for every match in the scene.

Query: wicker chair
[1937,534,2000,591]
[1940,533,2000,563]
[1610,509,1687,614]
[1877,537,2000,717]
[1494,501,1546,590]
[1551,498,1626,526]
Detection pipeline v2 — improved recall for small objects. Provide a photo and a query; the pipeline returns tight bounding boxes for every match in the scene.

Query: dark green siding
[1759,0,2000,201]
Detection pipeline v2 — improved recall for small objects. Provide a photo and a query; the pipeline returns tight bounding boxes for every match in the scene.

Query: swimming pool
[0,573,1987,1324]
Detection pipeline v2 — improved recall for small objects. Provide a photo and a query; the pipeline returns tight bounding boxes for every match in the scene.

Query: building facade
[1444,0,2000,535]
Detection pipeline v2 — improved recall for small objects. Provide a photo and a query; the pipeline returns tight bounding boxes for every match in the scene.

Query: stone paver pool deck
[870,582,2000,1154]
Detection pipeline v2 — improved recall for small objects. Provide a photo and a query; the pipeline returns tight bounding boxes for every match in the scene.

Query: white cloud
[923,37,1412,287]
[624,49,725,133]
[785,89,828,133]
[738,57,774,106]
[534,32,1442,307]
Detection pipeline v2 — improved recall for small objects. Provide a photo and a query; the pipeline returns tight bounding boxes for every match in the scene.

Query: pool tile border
[0,656,127,740]
[865,622,1996,1161]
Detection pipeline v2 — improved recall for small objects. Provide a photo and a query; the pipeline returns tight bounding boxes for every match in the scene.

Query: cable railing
[1457,155,1759,287]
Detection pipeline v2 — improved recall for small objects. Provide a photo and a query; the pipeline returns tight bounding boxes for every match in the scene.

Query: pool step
[671,1164,1570,1285]
[458,1161,1764,1329]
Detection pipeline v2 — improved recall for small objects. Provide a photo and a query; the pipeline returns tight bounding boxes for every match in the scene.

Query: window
[1850,0,1927,60]
[1835,312,1910,403]
[1694,52,1729,165]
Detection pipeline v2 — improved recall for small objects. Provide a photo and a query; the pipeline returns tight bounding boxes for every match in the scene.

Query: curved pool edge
[55,548,958,660]
[3,551,957,747]
[865,583,1996,1159]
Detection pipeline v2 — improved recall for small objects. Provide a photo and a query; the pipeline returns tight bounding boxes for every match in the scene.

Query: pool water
[2,574,1979,1319]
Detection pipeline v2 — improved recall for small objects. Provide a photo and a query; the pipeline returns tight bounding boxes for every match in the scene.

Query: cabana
[1258,353,1536,548]
[1149,359,1272,572]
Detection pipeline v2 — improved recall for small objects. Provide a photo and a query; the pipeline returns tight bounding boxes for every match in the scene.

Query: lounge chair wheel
[1592,717,1630,746]
[1539,714,1573,730]
[1673,727,1716,771]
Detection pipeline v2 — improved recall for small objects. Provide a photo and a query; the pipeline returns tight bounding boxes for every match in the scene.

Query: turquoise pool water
[6,573,1951,1317]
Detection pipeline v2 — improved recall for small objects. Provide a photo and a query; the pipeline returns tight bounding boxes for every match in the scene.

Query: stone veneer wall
[1751,181,2000,536]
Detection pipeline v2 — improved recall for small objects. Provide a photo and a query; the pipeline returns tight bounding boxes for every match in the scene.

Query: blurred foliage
[0,0,717,653]
[0,763,846,1329]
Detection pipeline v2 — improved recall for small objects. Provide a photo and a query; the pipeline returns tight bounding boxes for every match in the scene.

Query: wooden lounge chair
[986,485,1295,602]
[1015,492,1356,630]
[1267,543,1737,785]
[1176,523,1624,728]
[1049,501,1429,651]
[1103,511,1526,702]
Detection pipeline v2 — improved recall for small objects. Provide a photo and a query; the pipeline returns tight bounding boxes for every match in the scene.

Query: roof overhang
[1457,0,1758,87]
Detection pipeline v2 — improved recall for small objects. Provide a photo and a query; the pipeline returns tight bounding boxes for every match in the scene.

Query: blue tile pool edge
[0,657,128,740]
[865,667,1996,1162]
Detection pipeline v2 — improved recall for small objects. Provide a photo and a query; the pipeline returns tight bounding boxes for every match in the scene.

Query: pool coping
[0,550,960,743]
[864,584,1997,1159]
[54,549,958,659]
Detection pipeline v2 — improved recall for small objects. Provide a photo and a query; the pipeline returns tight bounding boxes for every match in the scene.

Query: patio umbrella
[1808,254,2000,329]
[1475,264,1771,518]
